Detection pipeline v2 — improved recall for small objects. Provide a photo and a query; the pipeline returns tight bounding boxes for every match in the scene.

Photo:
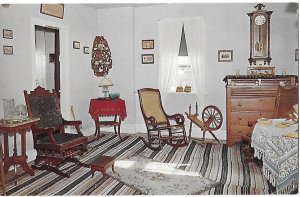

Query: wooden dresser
[224,75,298,146]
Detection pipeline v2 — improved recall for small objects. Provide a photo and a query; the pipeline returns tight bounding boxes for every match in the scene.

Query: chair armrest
[146,116,158,128]
[167,114,185,125]
[31,125,59,145]
[62,120,82,126]
[62,119,83,135]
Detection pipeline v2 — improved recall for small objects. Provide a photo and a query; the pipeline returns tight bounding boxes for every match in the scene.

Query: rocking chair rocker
[24,86,89,178]
[137,88,188,151]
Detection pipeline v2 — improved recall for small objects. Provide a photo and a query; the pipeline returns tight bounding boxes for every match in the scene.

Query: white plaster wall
[0,4,98,161]
[96,3,298,139]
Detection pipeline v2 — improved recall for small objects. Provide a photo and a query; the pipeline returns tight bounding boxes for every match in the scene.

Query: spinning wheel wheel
[202,105,223,131]
[186,104,223,143]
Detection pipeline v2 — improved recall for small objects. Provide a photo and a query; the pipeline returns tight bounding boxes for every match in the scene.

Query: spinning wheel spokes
[202,105,223,131]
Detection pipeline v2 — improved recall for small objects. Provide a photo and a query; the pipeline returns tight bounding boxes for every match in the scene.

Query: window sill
[168,92,197,95]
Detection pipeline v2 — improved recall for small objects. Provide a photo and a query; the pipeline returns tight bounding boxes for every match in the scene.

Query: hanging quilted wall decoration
[91,36,112,77]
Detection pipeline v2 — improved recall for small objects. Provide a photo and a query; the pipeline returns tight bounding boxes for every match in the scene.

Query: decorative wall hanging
[3,29,13,39]
[3,45,13,55]
[91,36,112,77]
[142,40,154,49]
[141,54,154,64]
[218,50,233,62]
[40,4,64,19]
[73,41,80,49]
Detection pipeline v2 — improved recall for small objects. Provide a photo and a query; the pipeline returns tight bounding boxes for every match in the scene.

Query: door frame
[30,17,70,119]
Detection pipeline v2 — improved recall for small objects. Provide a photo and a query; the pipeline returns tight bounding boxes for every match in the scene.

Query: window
[159,17,206,100]
[172,25,195,93]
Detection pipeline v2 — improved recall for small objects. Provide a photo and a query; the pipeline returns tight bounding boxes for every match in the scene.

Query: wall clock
[91,36,112,77]
[247,4,273,65]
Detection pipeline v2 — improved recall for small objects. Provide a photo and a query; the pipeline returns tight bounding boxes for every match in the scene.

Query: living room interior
[0,1,298,195]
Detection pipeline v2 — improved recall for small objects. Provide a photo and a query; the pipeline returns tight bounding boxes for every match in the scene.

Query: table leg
[0,145,6,195]
[117,117,122,139]
[20,130,34,176]
[189,120,192,140]
[95,119,103,139]
[113,116,118,135]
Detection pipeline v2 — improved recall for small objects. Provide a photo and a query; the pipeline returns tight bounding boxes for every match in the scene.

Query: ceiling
[82,3,164,10]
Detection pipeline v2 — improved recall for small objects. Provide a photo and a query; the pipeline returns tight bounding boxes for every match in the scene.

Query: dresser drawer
[229,125,252,136]
[230,111,273,125]
[231,97,276,111]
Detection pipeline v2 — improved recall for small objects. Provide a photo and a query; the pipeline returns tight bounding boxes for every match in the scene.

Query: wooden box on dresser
[224,75,298,147]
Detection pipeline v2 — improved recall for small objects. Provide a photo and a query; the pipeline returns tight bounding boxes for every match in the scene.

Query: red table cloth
[89,98,127,120]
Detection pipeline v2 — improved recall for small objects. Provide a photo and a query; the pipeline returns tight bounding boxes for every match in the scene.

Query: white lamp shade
[99,77,113,87]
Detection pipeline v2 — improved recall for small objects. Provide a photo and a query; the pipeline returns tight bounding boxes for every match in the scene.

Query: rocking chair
[24,86,89,178]
[137,88,188,151]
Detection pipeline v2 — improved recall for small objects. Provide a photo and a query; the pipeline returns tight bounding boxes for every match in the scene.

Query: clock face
[254,15,266,26]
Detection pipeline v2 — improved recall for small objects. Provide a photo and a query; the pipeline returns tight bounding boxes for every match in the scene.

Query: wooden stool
[90,156,115,178]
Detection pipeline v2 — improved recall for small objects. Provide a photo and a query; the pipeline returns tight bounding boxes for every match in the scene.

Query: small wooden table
[90,156,115,178]
[89,98,127,139]
[0,117,39,184]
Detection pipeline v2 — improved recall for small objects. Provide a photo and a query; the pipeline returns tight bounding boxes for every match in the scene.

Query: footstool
[90,155,116,178]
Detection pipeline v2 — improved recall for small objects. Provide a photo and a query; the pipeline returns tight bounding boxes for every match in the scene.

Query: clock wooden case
[248,4,273,65]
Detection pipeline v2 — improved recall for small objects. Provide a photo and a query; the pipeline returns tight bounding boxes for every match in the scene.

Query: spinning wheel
[185,104,223,143]
[202,105,223,131]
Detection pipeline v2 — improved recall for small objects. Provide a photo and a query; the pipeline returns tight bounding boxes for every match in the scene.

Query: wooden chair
[24,86,89,178]
[274,86,298,119]
[243,85,298,164]
[137,88,188,151]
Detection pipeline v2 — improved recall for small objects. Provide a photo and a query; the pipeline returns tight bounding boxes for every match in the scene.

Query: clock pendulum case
[248,4,273,65]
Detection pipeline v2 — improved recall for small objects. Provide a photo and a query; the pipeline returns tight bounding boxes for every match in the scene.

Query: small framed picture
[218,50,233,62]
[40,4,64,19]
[142,40,154,49]
[83,47,89,54]
[3,45,13,55]
[3,29,13,39]
[73,41,80,49]
[295,49,298,61]
[142,54,154,64]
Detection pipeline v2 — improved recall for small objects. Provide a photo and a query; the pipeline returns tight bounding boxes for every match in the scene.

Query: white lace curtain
[158,17,206,101]
[35,29,46,87]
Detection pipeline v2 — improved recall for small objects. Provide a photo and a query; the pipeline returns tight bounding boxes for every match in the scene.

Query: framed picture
[40,4,64,19]
[142,40,154,49]
[218,50,233,62]
[295,49,298,61]
[3,46,13,55]
[73,41,80,49]
[3,29,13,39]
[142,54,154,64]
[83,47,89,54]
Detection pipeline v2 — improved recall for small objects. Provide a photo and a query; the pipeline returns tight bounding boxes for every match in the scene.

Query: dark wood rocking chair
[137,88,188,151]
[24,86,89,178]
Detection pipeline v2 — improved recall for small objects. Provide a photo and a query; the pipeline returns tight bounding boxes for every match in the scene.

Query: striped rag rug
[6,133,272,195]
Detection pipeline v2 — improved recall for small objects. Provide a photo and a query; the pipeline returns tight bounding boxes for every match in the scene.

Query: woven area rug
[107,156,218,194]
[6,133,271,195]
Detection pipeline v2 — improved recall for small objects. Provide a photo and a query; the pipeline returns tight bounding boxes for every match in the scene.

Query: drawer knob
[238,103,243,107]
[239,117,242,120]
[238,130,242,133]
